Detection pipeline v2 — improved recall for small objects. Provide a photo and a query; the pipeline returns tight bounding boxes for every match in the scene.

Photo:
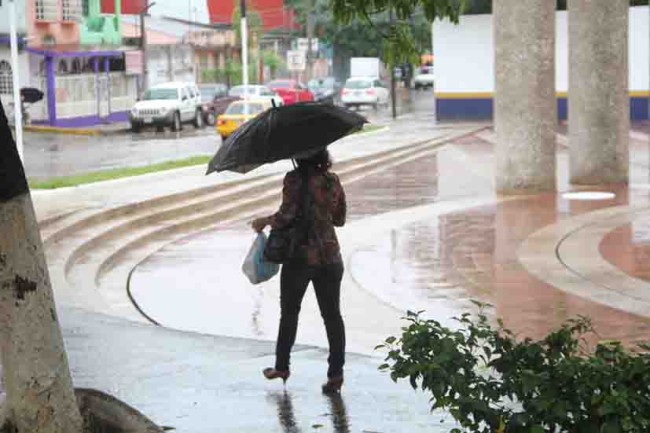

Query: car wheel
[193,109,204,128]
[205,111,216,126]
[171,112,182,132]
[130,122,141,133]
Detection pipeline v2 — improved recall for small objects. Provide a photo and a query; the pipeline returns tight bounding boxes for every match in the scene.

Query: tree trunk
[0,98,83,432]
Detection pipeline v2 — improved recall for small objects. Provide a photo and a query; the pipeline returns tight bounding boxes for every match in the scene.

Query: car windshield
[225,103,265,115]
[199,87,220,102]
[268,80,292,89]
[143,88,178,100]
[199,86,227,102]
[229,86,259,97]
[345,80,372,89]
[308,78,334,90]
[420,66,434,75]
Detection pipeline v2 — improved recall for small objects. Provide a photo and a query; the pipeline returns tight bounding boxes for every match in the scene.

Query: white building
[0,0,30,120]
[433,6,650,121]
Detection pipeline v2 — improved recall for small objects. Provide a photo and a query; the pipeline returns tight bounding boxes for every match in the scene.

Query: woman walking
[252,150,347,394]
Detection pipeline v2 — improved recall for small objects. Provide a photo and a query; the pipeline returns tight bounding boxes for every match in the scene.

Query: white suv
[130,82,204,132]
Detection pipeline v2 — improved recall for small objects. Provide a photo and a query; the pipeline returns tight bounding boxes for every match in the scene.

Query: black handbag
[264,172,311,264]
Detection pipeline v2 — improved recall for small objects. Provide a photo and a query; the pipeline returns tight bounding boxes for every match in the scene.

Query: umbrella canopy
[20,87,44,104]
[207,102,367,174]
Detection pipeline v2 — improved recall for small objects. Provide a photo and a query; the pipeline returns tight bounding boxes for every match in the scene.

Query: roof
[151,82,196,89]
[121,22,179,45]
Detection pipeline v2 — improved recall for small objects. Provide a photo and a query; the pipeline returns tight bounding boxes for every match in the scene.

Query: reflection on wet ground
[268,392,351,433]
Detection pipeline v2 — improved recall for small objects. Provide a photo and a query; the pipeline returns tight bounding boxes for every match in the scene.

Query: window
[35,0,58,21]
[0,61,12,95]
[62,0,82,22]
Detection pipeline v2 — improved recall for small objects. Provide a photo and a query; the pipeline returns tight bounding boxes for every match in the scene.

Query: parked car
[199,83,228,125]
[340,77,390,110]
[228,85,284,108]
[307,77,340,104]
[216,99,274,140]
[267,79,314,105]
[130,82,203,132]
[413,66,435,90]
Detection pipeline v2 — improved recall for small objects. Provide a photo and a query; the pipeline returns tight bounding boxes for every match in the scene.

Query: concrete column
[494,0,556,193]
[569,0,629,185]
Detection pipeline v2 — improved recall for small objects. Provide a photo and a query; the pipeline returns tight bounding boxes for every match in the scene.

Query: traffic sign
[286,50,306,71]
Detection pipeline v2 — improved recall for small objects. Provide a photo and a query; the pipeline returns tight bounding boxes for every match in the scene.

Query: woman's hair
[296,150,332,172]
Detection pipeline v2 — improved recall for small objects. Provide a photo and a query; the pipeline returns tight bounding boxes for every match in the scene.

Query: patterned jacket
[270,168,346,265]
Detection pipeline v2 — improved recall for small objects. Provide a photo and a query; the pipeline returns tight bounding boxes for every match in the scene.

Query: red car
[267,79,314,105]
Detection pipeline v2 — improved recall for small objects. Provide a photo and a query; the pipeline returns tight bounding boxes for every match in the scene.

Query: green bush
[378,303,650,433]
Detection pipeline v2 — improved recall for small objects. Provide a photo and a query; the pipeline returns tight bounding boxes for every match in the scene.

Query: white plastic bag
[242,233,280,284]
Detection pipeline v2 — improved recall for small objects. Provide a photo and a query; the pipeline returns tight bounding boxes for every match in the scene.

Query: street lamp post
[240,0,250,115]
[139,1,156,94]
[9,0,23,160]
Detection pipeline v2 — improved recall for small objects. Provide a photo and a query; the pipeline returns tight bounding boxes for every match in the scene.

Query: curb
[23,125,130,136]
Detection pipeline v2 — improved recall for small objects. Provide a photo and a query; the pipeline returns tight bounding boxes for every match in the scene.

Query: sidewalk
[23,121,131,136]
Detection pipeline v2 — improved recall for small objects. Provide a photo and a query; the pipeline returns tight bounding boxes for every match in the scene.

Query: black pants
[275,261,345,378]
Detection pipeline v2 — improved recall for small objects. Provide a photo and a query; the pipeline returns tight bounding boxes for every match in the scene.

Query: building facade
[434,6,649,122]
[0,0,32,121]
[25,0,139,126]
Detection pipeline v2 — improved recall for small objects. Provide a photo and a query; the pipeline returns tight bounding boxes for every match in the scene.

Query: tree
[330,0,464,65]
[0,101,83,432]
[262,50,285,80]
[287,0,434,80]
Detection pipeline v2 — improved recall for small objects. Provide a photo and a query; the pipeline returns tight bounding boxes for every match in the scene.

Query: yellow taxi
[216,99,273,139]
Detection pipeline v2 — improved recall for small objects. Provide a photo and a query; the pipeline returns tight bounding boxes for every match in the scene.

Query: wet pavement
[131,125,650,355]
[62,307,456,433]
[23,128,220,181]
[28,101,650,431]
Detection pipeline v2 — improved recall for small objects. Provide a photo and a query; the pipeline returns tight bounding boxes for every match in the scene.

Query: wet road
[23,128,220,181]
[22,89,430,181]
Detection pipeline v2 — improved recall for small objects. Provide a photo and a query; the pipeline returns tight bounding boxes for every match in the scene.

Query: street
[23,89,433,181]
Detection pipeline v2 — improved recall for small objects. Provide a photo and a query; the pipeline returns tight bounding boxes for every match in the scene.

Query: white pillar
[9,0,23,161]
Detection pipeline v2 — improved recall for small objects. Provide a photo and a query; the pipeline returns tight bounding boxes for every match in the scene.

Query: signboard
[125,50,144,75]
[296,38,319,53]
[286,50,306,72]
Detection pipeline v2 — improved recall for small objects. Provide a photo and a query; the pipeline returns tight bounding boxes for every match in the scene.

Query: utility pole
[306,0,315,81]
[139,0,149,94]
[9,0,23,160]
[241,0,249,114]
[389,9,397,119]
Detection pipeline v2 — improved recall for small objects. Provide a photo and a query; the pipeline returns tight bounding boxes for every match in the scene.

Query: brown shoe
[263,367,290,384]
[321,376,344,394]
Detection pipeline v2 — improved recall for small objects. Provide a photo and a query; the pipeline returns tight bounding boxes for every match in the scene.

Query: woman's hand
[251,217,269,233]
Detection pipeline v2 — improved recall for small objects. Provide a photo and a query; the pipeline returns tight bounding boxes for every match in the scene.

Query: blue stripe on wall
[436,97,649,122]
[436,98,493,120]
[631,97,649,121]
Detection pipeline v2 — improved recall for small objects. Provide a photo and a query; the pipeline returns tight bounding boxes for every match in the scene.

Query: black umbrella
[206,102,367,174]
[20,87,44,104]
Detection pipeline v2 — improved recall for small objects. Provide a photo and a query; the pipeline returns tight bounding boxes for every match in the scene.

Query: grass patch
[356,124,386,134]
[29,155,212,190]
